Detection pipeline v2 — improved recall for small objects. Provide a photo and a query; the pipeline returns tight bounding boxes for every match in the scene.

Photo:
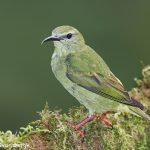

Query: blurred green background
[0,1,150,132]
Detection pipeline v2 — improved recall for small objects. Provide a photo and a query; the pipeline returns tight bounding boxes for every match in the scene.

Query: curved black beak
[41,36,61,44]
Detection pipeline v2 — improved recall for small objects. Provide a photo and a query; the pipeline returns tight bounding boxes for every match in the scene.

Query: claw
[99,111,112,126]
[72,125,85,138]
[72,125,79,130]
[71,114,97,138]
[101,118,111,126]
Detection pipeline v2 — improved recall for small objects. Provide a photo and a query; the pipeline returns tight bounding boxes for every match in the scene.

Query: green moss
[0,65,150,150]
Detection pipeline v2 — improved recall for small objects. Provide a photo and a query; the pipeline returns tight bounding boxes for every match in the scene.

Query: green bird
[42,26,150,135]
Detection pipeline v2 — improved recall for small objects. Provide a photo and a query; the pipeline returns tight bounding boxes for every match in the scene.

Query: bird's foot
[72,125,85,138]
[99,111,113,127]
[71,112,113,138]
[71,114,97,138]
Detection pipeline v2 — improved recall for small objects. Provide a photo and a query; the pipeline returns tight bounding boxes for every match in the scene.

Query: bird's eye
[66,33,72,39]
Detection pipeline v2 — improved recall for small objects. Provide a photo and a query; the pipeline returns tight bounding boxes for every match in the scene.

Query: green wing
[65,47,135,106]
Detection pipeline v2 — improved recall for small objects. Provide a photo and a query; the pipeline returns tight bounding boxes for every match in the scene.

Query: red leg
[72,112,113,138]
[99,111,111,126]
[72,113,97,138]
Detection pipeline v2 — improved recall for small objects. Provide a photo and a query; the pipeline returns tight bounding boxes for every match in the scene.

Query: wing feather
[65,48,142,108]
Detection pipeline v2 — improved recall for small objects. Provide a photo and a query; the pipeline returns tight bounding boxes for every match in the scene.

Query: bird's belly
[51,58,119,114]
[67,84,119,114]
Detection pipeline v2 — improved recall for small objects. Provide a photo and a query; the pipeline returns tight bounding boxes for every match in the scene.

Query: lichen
[0,65,150,150]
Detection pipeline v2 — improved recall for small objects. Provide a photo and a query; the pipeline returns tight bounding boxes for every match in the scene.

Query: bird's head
[42,26,85,50]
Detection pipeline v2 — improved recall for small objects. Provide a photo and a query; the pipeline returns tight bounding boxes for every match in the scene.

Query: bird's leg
[73,113,97,130]
[72,112,113,138]
[99,111,111,126]
[72,113,97,138]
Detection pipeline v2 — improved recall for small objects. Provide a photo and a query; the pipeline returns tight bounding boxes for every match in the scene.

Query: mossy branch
[0,65,150,150]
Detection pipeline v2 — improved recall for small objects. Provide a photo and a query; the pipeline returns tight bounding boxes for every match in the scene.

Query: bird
[42,26,150,137]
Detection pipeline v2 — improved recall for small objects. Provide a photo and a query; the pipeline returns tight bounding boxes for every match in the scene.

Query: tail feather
[130,107,150,122]
[128,97,150,122]
[129,97,144,110]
